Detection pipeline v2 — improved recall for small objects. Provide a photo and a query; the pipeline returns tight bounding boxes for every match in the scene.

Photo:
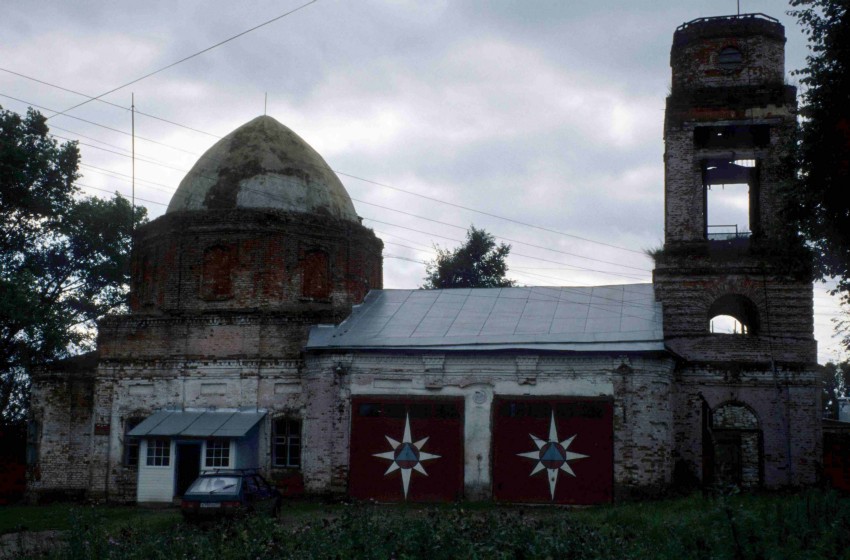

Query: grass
[0,504,180,535]
[4,490,850,559]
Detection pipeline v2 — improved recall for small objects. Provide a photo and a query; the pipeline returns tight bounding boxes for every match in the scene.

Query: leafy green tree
[422,226,516,289]
[0,106,146,427]
[786,1,850,349]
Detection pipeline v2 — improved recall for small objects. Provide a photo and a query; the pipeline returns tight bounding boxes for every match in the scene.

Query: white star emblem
[373,414,441,499]
[517,412,589,500]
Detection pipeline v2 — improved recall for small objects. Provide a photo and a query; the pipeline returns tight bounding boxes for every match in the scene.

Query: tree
[786,1,850,349]
[0,106,147,427]
[422,226,516,289]
[821,360,850,418]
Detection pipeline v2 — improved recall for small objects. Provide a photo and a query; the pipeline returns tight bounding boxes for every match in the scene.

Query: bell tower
[653,14,819,487]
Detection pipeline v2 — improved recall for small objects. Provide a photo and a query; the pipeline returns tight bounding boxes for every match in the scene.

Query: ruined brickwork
[28,355,97,500]
[655,14,820,487]
[28,116,383,502]
[28,15,821,504]
[128,210,382,314]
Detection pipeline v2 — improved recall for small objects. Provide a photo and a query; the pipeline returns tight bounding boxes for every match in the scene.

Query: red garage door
[493,398,613,504]
[349,398,463,502]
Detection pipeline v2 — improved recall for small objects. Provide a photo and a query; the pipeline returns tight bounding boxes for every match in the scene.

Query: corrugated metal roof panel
[214,412,266,437]
[307,284,663,352]
[179,411,231,437]
[128,410,266,438]
[127,410,172,437]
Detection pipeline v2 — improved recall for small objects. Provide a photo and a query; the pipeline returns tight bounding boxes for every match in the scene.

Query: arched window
[302,250,330,299]
[708,294,759,335]
[200,245,236,300]
[709,402,761,487]
[718,46,743,69]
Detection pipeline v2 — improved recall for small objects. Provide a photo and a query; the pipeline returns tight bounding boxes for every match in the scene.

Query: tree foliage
[821,360,850,418]
[786,1,850,348]
[0,106,147,427]
[422,226,516,289]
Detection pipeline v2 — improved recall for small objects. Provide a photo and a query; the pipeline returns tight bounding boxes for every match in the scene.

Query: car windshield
[186,476,240,494]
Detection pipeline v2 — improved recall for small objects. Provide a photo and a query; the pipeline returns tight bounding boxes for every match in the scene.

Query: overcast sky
[1,0,845,363]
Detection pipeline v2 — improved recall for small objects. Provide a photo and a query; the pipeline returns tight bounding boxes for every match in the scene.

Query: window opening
[703,158,759,240]
[273,418,301,468]
[123,417,144,467]
[694,125,770,149]
[708,294,760,335]
[205,439,230,468]
[146,439,170,467]
[710,315,748,334]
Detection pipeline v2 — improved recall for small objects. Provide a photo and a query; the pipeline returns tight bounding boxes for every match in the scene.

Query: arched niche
[302,249,331,299]
[200,244,237,301]
[707,401,762,487]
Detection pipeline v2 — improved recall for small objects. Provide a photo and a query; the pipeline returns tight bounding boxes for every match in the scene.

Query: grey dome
[166,115,358,221]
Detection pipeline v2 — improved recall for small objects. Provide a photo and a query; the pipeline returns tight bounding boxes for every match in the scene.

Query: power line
[80,163,177,192]
[77,183,167,207]
[352,196,651,272]
[0,68,222,138]
[338,169,649,256]
[49,126,648,280]
[45,0,320,120]
[27,106,652,279]
[1,83,651,259]
[362,216,649,282]
[0,92,200,154]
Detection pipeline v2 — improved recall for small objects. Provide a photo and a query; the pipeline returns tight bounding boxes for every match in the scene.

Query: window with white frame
[146,439,170,466]
[205,439,230,468]
[273,418,301,468]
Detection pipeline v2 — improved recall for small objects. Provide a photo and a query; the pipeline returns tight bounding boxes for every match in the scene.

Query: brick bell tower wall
[653,15,820,488]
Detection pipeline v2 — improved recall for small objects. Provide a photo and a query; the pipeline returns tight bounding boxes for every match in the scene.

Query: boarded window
[200,245,236,300]
[302,250,330,299]
[718,46,743,68]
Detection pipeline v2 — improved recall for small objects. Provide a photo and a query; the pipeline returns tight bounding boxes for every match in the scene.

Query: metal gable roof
[307,284,665,352]
[128,409,266,438]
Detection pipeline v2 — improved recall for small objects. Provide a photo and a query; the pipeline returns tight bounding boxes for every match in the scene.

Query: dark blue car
[180,469,282,519]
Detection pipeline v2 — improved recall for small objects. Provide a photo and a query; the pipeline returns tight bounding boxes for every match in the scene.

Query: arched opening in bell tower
[707,294,760,335]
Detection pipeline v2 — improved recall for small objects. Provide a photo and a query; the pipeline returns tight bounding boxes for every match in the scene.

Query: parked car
[180,469,282,519]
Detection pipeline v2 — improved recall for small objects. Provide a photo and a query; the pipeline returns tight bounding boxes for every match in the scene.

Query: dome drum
[129,209,383,314]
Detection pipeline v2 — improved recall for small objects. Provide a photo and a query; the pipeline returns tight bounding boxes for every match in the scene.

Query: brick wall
[28,369,95,500]
[303,351,677,500]
[671,16,786,92]
[672,366,821,487]
[128,209,382,314]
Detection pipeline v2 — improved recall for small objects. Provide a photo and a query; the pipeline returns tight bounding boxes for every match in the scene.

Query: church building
[28,13,821,505]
